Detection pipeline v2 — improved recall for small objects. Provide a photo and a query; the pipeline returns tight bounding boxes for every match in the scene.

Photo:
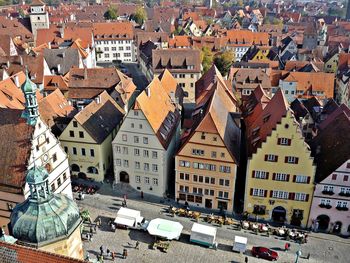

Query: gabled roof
[133,77,180,149]
[38,89,77,129]
[243,87,289,155]
[74,91,124,144]
[0,108,34,193]
[290,98,309,120]
[311,105,350,183]
[158,69,177,95]
[43,48,80,75]
[93,21,134,40]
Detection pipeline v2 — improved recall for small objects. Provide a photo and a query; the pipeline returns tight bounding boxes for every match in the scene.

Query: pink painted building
[308,160,350,236]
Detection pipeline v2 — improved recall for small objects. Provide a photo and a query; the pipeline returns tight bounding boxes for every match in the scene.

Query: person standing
[141,191,144,199]
[135,240,140,250]
[123,249,128,259]
[245,256,248,263]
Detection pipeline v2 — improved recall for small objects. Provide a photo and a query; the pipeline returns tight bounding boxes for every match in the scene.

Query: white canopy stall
[190,223,217,248]
[114,207,144,228]
[147,218,183,240]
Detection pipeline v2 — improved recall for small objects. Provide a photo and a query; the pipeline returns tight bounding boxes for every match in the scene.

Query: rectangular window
[123,160,129,167]
[274,173,288,181]
[252,170,268,179]
[122,134,127,141]
[81,148,86,156]
[73,121,78,127]
[144,150,149,158]
[295,193,306,201]
[225,180,229,186]
[219,165,231,173]
[153,178,158,186]
[63,172,67,181]
[145,177,150,184]
[192,149,205,156]
[152,151,158,159]
[210,178,215,184]
[46,137,50,144]
[277,137,291,145]
[144,163,149,171]
[134,148,140,156]
[69,130,74,137]
[116,159,121,166]
[152,164,158,172]
[285,156,299,164]
[210,190,214,196]
[136,176,141,183]
[251,188,266,197]
[115,146,121,153]
[199,176,203,183]
[211,151,217,158]
[64,146,68,153]
[123,147,128,154]
[90,149,95,157]
[131,123,135,128]
[265,154,278,162]
[73,147,77,155]
[57,177,61,186]
[143,137,148,144]
[134,136,139,143]
[52,153,57,162]
[332,174,337,180]
[205,177,210,184]
[219,179,224,186]
[79,131,84,138]
[344,175,349,182]
[272,190,289,199]
[135,162,140,169]
[193,174,198,182]
[179,160,190,167]
[179,173,184,180]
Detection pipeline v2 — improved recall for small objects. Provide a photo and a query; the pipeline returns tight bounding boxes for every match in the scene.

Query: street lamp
[295,249,302,263]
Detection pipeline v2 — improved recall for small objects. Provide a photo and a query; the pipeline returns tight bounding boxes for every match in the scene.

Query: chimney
[84,67,88,80]
[6,60,10,68]
[14,74,19,87]
[57,64,61,74]
[146,87,151,97]
[59,24,65,38]
[96,95,101,104]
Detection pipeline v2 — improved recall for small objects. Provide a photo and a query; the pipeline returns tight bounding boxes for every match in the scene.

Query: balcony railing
[339,192,350,197]
[336,206,349,211]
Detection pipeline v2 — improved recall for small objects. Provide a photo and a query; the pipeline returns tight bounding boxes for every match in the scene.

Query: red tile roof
[0,240,85,263]
[93,21,134,40]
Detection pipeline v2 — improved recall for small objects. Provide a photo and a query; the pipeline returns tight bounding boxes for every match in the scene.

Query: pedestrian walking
[106,249,110,258]
[123,249,128,259]
[99,245,103,256]
[284,242,290,252]
[135,240,140,250]
[111,251,115,261]
[245,256,248,263]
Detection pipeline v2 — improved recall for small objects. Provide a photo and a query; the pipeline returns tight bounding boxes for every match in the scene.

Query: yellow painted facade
[59,119,117,181]
[324,53,339,73]
[40,225,84,260]
[244,111,316,227]
[252,49,269,61]
[175,132,237,212]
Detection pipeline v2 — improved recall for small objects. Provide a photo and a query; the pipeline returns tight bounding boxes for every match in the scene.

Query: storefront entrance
[316,214,330,231]
[119,171,130,183]
[333,221,342,234]
[272,206,286,223]
[205,199,212,209]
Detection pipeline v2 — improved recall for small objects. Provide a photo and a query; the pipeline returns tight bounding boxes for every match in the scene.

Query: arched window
[87,166,98,174]
[71,164,80,172]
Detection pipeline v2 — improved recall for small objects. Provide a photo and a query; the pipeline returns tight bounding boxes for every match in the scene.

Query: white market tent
[190,223,217,247]
[114,207,143,227]
[147,218,183,240]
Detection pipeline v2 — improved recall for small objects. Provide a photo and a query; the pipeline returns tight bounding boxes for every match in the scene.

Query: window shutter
[250,188,253,196]
[275,155,278,162]
[266,172,269,180]
[277,138,281,145]
[252,170,256,178]
[288,139,292,145]
[289,192,295,200]
[264,190,267,197]
[270,190,273,197]
[285,156,288,163]
[272,173,276,180]
[295,157,299,164]
[305,194,309,202]
[286,174,290,181]
[307,176,311,184]
[264,155,268,161]
[293,175,296,182]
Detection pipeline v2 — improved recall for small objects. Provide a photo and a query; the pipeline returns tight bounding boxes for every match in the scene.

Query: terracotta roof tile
[0,240,84,263]
[93,21,134,40]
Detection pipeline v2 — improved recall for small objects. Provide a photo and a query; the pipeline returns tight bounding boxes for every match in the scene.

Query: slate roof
[0,108,34,194]
[43,48,80,75]
[74,91,124,144]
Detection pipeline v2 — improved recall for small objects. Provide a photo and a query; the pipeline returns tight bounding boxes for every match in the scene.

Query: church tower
[29,0,49,38]
[21,69,39,126]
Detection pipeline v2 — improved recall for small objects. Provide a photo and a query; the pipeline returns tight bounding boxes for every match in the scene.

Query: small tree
[134,6,147,25]
[80,209,91,223]
[104,6,118,20]
[201,47,214,74]
[214,50,234,77]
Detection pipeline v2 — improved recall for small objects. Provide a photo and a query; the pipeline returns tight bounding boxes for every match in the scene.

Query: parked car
[251,247,278,261]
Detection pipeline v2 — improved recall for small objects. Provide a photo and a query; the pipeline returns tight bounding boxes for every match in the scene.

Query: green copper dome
[21,69,37,93]
[26,166,49,185]
[10,166,81,246]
